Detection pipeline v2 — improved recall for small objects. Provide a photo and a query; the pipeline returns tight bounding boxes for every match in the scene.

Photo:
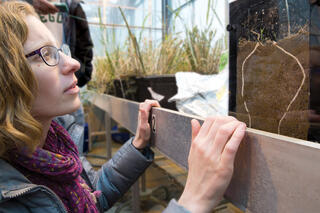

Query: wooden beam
[89,93,320,212]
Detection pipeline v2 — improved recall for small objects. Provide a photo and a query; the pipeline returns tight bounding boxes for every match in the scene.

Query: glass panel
[169,0,227,40]
[229,0,320,142]
[83,0,162,56]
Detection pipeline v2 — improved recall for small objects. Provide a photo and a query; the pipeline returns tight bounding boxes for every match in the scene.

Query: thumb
[191,119,201,142]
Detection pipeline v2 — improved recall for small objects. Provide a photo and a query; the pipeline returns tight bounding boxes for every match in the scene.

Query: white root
[241,42,260,128]
[241,41,305,135]
[273,41,306,135]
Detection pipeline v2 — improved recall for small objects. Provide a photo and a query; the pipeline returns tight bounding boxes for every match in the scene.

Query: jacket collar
[0,159,34,201]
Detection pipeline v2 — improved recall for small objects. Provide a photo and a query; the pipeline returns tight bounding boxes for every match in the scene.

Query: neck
[38,119,53,148]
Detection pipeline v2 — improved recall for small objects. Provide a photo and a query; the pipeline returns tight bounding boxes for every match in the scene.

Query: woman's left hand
[132,99,160,149]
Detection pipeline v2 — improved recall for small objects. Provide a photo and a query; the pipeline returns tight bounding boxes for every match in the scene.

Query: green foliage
[184,26,222,74]
[219,51,228,71]
[119,7,146,75]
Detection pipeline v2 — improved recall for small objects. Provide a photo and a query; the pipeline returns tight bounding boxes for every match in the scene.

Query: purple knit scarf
[10,121,100,213]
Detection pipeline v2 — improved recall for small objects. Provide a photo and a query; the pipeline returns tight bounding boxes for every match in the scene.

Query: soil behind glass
[229,0,320,142]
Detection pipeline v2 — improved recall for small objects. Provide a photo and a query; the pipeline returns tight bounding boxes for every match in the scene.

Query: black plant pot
[112,75,178,111]
[113,76,138,101]
[136,75,177,111]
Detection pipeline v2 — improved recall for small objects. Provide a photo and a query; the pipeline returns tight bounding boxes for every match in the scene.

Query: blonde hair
[0,2,42,156]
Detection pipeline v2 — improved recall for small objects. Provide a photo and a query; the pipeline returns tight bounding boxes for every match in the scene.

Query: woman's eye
[42,50,51,60]
[32,54,42,62]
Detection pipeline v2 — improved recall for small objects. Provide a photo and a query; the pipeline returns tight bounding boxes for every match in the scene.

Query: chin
[70,100,82,113]
[61,99,82,115]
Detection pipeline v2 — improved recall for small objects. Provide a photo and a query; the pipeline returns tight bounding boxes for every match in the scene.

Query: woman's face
[23,15,81,121]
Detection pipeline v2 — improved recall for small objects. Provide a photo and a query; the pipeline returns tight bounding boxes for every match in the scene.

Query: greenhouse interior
[0,0,320,212]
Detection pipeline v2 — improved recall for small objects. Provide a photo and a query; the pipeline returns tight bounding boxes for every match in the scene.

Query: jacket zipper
[3,186,33,199]
[3,185,68,213]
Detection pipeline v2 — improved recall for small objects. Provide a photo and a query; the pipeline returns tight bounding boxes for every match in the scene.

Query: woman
[0,2,246,213]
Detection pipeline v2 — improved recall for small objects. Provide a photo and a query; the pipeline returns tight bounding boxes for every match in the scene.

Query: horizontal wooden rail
[89,92,320,213]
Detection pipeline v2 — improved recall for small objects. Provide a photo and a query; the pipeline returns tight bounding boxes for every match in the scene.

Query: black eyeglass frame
[25,45,63,67]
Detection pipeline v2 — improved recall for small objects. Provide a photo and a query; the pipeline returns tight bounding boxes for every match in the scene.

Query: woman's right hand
[178,116,246,213]
[132,99,160,150]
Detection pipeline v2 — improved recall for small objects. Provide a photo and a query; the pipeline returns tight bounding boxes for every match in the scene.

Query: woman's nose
[59,53,81,75]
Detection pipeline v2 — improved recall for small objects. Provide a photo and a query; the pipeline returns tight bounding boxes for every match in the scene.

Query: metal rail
[89,92,320,213]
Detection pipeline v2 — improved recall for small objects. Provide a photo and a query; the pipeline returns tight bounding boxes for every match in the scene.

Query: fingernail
[191,119,196,125]
[240,124,246,131]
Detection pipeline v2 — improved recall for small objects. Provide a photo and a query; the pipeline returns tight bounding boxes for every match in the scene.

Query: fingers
[196,117,216,141]
[139,106,148,123]
[134,100,160,148]
[138,99,160,121]
[210,121,243,156]
[196,116,235,145]
[192,115,244,165]
[191,119,201,142]
[220,123,246,168]
[140,99,160,111]
[137,108,149,135]
[206,116,236,143]
[181,116,246,213]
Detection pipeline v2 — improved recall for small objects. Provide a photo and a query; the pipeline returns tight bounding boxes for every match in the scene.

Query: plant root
[241,41,305,134]
[241,42,260,128]
[273,41,306,135]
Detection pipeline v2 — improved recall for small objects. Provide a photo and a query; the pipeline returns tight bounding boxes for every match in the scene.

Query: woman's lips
[64,81,79,94]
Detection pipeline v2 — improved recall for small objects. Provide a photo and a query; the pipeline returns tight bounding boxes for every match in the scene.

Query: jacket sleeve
[163,199,191,213]
[94,137,154,210]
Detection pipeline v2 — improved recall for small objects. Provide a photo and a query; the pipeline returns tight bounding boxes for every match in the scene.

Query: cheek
[33,68,61,106]
[31,78,62,118]
[38,75,60,99]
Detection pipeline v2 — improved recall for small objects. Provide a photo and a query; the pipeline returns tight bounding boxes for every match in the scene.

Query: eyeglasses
[25,44,71,67]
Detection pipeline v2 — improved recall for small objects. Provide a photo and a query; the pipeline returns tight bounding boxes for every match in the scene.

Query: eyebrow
[26,40,58,56]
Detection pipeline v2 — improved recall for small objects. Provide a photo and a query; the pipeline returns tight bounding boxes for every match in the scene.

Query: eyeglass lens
[40,46,60,66]
[61,44,71,57]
